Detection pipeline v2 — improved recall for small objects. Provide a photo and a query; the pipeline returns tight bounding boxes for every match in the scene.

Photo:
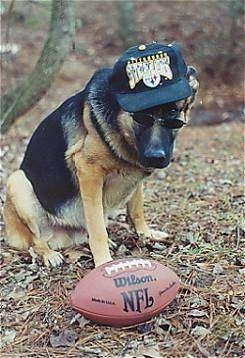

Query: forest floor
[1,120,244,357]
[1,2,244,357]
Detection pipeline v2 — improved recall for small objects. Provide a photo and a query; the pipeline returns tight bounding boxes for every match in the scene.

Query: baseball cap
[110,42,192,112]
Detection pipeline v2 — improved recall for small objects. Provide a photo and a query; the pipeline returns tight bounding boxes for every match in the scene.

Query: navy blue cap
[110,42,192,112]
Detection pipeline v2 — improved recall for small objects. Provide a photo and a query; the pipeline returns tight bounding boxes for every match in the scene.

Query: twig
[5,0,15,44]
[235,226,241,249]
[180,283,205,293]
[3,0,15,91]
[66,333,95,354]
[166,243,176,257]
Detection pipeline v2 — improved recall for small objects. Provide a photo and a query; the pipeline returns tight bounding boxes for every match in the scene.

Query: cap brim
[115,78,192,112]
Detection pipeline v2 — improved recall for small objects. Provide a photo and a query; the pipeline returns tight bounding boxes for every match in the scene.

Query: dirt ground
[1,118,244,357]
[1,2,244,357]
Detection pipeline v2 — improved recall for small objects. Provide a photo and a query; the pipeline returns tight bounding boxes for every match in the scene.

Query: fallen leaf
[188,297,208,308]
[212,263,224,275]
[6,288,26,300]
[197,343,212,357]
[117,244,128,254]
[137,321,155,334]
[137,344,162,358]
[0,329,16,347]
[156,317,171,330]
[66,250,84,263]
[188,309,207,317]
[192,326,211,337]
[49,329,77,348]
[70,313,90,328]
[152,242,166,251]
[14,270,28,282]
[239,268,245,275]
[29,247,38,264]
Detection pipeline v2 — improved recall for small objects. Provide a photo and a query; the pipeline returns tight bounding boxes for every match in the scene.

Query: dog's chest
[103,170,145,211]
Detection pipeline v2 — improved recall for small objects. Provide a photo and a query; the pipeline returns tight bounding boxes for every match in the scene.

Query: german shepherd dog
[3,43,199,267]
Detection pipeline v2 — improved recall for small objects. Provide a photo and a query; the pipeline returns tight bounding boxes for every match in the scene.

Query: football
[70,257,180,327]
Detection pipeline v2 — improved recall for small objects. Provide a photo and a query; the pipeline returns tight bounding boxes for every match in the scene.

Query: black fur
[87,68,121,128]
[135,125,174,168]
[20,91,85,215]
[88,68,137,163]
[20,69,128,215]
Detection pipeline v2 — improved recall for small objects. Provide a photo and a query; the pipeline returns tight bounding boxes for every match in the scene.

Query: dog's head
[131,100,187,168]
[131,66,199,169]
[110,43,199,169]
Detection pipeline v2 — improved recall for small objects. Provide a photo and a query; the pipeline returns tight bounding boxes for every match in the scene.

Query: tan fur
[127,182,151,237]
[4,195,32,250]
[71,109,145,266]
[4,170,64,267]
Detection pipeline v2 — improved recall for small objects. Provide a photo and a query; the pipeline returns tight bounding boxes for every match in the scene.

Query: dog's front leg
[75,157,112,267]
[127,182,169,242]
[127,182,151,237]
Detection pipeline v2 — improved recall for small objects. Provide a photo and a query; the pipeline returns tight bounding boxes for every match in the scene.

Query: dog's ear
[182,66,199,122]
[187,66,199,104]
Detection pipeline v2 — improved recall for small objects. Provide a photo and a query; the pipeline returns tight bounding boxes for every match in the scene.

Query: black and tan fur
[3,66,199,267]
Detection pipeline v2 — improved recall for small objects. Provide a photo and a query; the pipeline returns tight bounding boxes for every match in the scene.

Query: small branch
[5,0,15,44]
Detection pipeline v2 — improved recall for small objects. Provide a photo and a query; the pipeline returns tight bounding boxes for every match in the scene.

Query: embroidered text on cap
[126,52,173,89]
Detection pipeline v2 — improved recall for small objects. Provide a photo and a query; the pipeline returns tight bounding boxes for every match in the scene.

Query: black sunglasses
[130,112,186,129]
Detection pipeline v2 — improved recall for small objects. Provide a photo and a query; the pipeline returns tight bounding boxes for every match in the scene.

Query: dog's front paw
[137,228,169,243]
[43,250,64,267]
[149,229,169,242]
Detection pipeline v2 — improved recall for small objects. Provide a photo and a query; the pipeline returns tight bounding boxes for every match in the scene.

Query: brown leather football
[70,257,180,327]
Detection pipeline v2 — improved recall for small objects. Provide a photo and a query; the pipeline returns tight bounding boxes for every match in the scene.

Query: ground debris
[212,263,225,275]
[70,313,90,328]
[0,329,16,348]
[1,107,244,357]
[118,341,161,358]
[192,325,211,337]
[49,329,78,348]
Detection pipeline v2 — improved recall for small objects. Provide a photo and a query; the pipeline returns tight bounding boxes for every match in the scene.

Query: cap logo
[126,52,173,89]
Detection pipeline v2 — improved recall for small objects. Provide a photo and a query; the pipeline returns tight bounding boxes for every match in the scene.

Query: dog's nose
[143,149,166,168]
[145,149,166,161]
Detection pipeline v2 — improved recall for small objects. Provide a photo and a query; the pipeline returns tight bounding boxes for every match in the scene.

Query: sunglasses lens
[131,113,185,129]
[132,113,154,126]
[164,119,185,129]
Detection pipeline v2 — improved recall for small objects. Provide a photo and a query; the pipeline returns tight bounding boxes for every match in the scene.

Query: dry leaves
[49,329,78,348]
[1,122,244,357]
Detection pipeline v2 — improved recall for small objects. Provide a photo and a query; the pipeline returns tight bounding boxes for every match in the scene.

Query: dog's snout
[142,149,167,168]
[145,148,166,160]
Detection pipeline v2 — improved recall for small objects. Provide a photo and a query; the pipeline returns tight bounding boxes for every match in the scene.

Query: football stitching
[104,259,152,276]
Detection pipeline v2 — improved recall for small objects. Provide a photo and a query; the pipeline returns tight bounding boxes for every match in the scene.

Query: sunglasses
[130,112,186,129]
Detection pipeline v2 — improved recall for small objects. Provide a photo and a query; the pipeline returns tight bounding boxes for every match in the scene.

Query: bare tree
[1,0,75,134]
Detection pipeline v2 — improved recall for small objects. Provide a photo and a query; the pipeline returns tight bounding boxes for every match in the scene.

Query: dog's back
[20,90,85,215]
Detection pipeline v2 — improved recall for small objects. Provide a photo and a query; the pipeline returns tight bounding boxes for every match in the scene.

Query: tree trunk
[117,1,137,48]
[1,0,75,134]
